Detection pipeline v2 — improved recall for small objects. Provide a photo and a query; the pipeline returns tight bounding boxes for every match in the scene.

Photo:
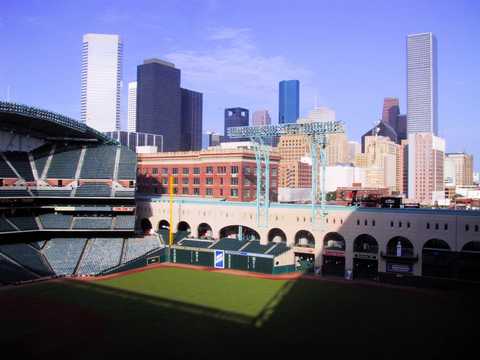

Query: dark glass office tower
[279,80,299,124]
[137,58,182,151]
[181,88,203,151]
[224,107,249,141]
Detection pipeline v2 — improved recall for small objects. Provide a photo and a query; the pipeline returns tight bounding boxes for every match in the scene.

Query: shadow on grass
[1,271,479,358]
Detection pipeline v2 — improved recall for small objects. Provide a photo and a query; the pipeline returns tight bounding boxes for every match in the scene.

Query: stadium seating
[114,190,135,197]
[43,238,87,275]
[31,189,72,197]
[0,189,30,197]
[179,239,214,248]
[241,241,274,254]
[0,254,38,284]
[114,215,135,229]
[175,230,189,242]
[76,238,123,275]
[4,152,34,181]
[72,217,112,230]
[0,217,15,232]
[211,238,249,251]
[0,156,17,178]
[6,215,38,231]
[47,145,82,179]
[32,144,52,178]
[117,147,136,180]
[121,236,161,263]
[38,213,73,229]
[0,243,54,277]
[267,242,290,256]
[75,183,112,197]
[80,145,116,179]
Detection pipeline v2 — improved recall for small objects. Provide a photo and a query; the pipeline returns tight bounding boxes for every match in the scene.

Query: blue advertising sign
[214,250,225,269]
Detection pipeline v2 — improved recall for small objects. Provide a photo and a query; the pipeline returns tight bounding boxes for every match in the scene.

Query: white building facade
[81,33,122,132]
[127,81,137,132]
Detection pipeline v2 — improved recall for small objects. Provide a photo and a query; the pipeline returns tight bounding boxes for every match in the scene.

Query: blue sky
[1,0,479,167]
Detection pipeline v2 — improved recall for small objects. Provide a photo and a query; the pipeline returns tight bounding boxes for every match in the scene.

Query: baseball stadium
[0,102,478,357]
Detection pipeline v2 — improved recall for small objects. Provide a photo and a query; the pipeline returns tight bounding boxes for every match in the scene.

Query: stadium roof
[0,101,117,144]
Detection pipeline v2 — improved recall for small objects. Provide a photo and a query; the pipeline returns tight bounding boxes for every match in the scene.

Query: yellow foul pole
[169,175,174,247]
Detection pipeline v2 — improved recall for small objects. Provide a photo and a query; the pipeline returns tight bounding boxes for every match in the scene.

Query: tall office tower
[81,33,122,132]
[181,88,203,151]
[299,106,336,123]
[407,32,438,135]
[396,114,407,141]
[382,98,400,126]
[445,153,474,186]
[224,107,249,141]
[279,80,300,124]
[347,141,361,163]
[408,133,445,204]
[127,81,137,132]
[252,110,271,126]
[137,59,181,151]
[361,121,397,152]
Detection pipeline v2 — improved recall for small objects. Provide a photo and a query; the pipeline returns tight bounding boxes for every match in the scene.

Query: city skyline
[1,0,479,168]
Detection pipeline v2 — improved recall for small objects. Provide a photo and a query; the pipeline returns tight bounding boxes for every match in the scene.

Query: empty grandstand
[0,101,151,285]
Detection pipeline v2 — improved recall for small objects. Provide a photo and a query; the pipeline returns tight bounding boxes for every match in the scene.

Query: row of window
[151,187,241,197]
[144,166,278,176]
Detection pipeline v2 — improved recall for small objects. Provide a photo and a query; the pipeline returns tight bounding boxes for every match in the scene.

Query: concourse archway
[353,234,379,279]
[384,236,416,274]
[322,232,346,277]
[219,225,259,241]
[139,218,153,234]
[268,228,287,243]
[457,241,480,281]
[157,220,170,243]
[294,230,315,273]
[197,223,213,239]
[176,221,191,241]
[422,239,454,278]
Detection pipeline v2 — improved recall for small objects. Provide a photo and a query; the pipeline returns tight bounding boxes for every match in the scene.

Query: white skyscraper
[407,32,438,135]
[127,81,137,132]
[81,33,122,132]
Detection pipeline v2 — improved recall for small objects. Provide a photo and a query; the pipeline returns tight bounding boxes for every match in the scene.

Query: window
[372,220,375,227]
[271,168,278,176]
[356,219,360,226]
[390,221,394,227]
[220,178,224,185]
[173,177,178,184]
[220,189,223,196]
[173,187,178,194]
[217,166,226,174]
[426,223,430,229]
[231,177,238,185]
[58,180,63,187]
[231,166,239,174]
[162,168,168,175]
[435,223,439,230]
[162,178,168,185]
[172,168,178,175]
[364,219,367,226]
[193,188,200,195]
[206,177,213,185]
[193,178,200,185]
[399,221,402,228]
[182,187,189,194]
[152,168,158,175]
[407,222,410,228]
[183,168,189,175]
[182,178,189,185]
[444,224,448,230]
[245,189,250,198]
[206,166,213,174]
[466,224,469,231]
[244,167,251,175]
[206,188,213,196]
[193,167,200,175]
[475,225,479,232]
[231,189,238,197]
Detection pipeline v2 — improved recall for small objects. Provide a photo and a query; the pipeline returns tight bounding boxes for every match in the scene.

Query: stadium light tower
[228,121,345,228]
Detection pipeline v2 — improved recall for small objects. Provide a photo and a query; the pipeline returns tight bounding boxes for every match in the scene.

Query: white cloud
[165,27,316,130]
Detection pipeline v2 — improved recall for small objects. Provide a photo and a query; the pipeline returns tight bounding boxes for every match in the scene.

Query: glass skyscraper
[407,32,438,135]
[81,33,122,132]
[279,80,299,124]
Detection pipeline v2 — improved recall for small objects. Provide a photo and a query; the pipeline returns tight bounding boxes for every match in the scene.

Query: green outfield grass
[1,267,478,358]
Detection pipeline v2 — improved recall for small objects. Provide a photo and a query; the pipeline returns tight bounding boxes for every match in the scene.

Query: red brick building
[137,148,280,202]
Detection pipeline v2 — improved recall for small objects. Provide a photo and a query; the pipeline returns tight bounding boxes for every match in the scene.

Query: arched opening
[293,230,315,273]
[294,230,315,248]
[157,220,170,244]
[140,218,153,234]
[353,234,379,279]
[197,223,213,239]
[384,236,416,274]
[422,239,453,278]
[176,221,191,241]
[268,228,287,243]
[219,225,259,241]
[322,232,345,277]
[457,241,480,281]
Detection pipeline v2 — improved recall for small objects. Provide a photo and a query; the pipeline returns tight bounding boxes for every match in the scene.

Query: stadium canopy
[0,101,117,144]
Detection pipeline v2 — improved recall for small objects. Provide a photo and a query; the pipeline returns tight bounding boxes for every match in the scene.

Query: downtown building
[136,147,280,202]
[127,81,137,132]
[224,107,249,142]
[279,80,300,124]
[81,33,122,132]
[406,32,444,205]
[444,152,474,187]
[136,59,202,152]
[252,109,271,126]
